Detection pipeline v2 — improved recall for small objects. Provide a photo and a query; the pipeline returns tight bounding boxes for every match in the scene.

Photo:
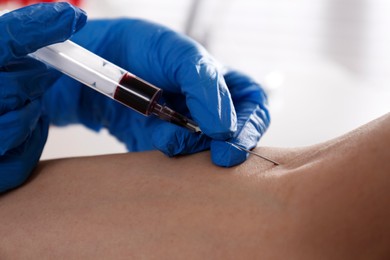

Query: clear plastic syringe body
[30,40,200,133]
[31,40,161,115]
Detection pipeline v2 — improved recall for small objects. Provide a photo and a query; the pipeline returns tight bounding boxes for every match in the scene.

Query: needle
[226,142,280,166]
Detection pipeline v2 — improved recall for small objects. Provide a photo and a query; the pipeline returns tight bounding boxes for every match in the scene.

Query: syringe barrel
[30,40,162,115]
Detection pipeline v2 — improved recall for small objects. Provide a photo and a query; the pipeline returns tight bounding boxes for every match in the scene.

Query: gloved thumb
[0,2,87,65]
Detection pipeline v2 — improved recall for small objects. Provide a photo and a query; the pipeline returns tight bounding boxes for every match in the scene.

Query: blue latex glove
[0,3,87,192]
[45,17,270,167]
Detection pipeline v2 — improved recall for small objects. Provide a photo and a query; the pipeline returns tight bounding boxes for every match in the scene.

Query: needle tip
[226,141,280,166]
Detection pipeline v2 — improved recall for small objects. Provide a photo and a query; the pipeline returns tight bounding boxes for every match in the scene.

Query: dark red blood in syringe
[114,73,162,115]
[114,73,200,132]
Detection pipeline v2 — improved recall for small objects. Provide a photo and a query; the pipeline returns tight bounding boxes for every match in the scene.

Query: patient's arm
[0,113,389,259]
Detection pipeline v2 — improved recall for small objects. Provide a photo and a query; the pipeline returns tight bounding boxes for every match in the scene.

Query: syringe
[30,40,201,133]
[31,40,279,165]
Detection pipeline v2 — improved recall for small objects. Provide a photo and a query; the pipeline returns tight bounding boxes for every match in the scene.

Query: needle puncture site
[226,142,280,166]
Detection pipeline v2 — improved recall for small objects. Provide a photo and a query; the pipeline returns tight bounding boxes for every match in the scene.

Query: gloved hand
[0,3,87,192]
[45,17,270,167]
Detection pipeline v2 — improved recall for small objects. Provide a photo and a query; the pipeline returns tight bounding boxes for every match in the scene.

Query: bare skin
[0,113,389,259]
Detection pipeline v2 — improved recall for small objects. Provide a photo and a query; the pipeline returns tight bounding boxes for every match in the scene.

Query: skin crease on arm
[0,113,389,259]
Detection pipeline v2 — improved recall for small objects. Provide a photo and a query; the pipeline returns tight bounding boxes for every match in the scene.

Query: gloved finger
[152,121,211,157]
[155,32,237,140]
[169,55,235,140]
[0,100,41,155]
[210,141,248,168]
[210,102,267,167]
[0,116,49,192]
[210,70,270,167]
[0,2,87,65]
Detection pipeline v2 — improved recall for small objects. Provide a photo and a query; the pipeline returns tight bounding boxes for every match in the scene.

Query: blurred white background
[38,0,389,159]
